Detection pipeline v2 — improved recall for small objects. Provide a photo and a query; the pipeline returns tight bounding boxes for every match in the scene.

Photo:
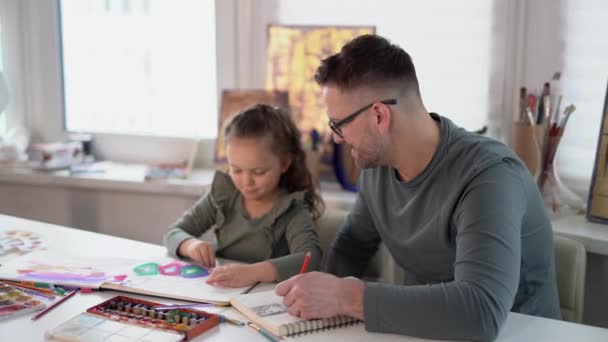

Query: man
[275,34,560,341]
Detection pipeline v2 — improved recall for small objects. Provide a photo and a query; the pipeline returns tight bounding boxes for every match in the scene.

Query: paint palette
[0,230,44,256]
[46,295,220,341]
[0,281,46,321]
[45,313,185,342]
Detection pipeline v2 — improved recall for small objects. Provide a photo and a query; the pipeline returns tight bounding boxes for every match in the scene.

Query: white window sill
[551,214,608,256]
[0,161,213,197]
[0,161,358,207]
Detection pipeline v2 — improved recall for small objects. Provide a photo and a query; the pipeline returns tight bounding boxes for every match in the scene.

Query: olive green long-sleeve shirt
[164,171,321,280]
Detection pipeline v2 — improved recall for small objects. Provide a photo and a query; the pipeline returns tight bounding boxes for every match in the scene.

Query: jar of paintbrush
[511,87,550,177]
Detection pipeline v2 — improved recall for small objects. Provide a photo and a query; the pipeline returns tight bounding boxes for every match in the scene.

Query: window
[557,0,608,193]
[59,0,217,138]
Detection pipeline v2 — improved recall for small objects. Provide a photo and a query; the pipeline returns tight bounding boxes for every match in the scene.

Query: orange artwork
[265,25,374,188]
[266,25,374,134]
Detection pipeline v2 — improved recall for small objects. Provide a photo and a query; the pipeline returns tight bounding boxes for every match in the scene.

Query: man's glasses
[328,99,397,138]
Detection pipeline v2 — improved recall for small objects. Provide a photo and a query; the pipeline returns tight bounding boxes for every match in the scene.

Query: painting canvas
[587,81,608,223]
[266,25,375,189]
[214,89,289,166]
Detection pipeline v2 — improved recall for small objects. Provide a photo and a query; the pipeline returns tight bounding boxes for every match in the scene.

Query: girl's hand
[178,239,216,267]
[206,264,259,288]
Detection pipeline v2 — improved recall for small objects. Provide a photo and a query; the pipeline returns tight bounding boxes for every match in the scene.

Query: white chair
[553,234,586,323]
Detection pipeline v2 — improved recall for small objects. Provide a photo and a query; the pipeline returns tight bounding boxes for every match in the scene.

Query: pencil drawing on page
[251,303,288,317]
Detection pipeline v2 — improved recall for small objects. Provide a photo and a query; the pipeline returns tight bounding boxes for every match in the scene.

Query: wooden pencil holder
[511,122,543,177]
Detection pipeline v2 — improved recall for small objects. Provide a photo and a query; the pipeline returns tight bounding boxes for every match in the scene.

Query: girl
[164,104,323,288]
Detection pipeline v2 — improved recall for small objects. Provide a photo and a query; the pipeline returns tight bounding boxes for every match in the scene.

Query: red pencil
[299,251,311,274]
[31,289,79,321]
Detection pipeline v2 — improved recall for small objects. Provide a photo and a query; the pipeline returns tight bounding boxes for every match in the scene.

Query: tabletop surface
[1,214,608,341]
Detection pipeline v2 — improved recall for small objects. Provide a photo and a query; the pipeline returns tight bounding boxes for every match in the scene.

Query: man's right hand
[275,272,365,320]
[177,239,216,267]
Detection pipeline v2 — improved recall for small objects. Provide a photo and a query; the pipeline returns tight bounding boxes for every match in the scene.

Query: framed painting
[587,80,608,223]
[266,25,375,190]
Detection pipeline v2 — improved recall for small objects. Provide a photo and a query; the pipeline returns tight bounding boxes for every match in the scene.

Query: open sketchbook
[231,289,361,337]
[0,251,253,304]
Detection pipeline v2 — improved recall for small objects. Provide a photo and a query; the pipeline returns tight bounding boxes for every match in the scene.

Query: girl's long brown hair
[224,104,324,220]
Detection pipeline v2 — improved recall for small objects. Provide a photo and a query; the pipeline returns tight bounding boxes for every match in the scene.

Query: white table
[1,214,608,341]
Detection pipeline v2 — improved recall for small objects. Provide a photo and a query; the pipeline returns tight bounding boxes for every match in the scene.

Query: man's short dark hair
[314,34,420,96]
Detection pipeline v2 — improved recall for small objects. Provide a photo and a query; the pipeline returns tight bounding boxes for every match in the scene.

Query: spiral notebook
[230,289,361,337]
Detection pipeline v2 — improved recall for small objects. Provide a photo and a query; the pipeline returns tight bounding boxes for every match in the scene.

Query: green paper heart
[133,262,159,276]
[181,265,209,278]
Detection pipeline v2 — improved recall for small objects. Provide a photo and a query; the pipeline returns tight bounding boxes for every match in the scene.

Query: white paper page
[0,251,134,288]
[102,258,252,304]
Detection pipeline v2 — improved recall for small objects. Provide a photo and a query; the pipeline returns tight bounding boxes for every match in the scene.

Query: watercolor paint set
[46,295,220,341]
[0,281,46,321]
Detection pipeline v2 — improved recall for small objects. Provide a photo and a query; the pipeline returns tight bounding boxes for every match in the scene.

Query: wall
[0,181,199,245]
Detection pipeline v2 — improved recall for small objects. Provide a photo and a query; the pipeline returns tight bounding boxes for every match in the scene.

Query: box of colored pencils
[0,281,47,320]
[87,295,220,340]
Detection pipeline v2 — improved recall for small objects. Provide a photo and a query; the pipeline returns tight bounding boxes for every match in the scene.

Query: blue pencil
[247,322,282,342]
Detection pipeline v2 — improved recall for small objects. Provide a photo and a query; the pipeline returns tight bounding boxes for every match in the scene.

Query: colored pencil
[31,289,78,321]
[299,251,311,274]
[11,285,56,300]
[220,314,246,326]
[248,322,282,342]
[3,280,55,296]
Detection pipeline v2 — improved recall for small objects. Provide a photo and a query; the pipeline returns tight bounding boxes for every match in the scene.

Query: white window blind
[60,0,217,138]
[275,0,494,132]
[557,0,608,195]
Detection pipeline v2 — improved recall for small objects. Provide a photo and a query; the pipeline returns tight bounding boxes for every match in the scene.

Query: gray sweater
[164,171,321,281]
[328,113,560,341]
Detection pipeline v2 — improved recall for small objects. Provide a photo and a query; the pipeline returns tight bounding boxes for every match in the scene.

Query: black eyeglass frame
[328,99,397,138]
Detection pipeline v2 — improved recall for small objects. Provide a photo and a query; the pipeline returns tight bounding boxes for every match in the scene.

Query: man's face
[324,85,387,169]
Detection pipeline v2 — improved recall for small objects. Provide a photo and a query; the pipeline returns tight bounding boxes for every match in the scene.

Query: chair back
[554,234,586,323]
[314,209,382,279]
